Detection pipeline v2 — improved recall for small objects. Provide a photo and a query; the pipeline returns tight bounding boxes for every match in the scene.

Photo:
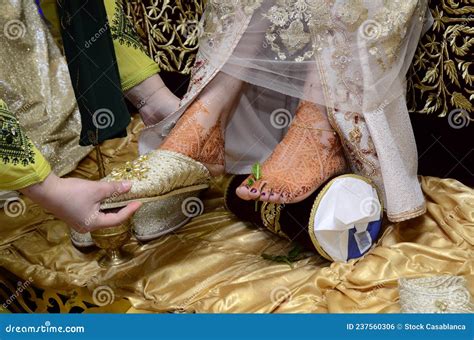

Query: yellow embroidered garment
[40,0,159,91]
[0,116,472,313]
[0,100,51,191]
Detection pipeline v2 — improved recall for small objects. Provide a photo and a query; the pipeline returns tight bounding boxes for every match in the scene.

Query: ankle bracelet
[135,85,166,110]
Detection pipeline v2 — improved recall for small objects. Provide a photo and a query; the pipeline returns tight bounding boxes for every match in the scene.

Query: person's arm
[20,174,141,233]
[0,99,140,232]
[102,0,179,123]
[40,0,179,124]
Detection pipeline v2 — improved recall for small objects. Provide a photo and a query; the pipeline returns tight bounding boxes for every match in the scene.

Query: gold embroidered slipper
[70,229,95,249]
[100,149,211,241]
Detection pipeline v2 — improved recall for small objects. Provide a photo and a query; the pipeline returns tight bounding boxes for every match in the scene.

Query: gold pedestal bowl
[91,220,133,267]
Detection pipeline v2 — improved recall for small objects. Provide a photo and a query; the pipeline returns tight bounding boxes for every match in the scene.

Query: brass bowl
[91,221,133,267]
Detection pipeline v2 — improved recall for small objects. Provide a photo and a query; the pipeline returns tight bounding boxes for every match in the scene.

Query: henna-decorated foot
[236,101,348,204]
[160,99,226,176]
[160,72,243,176]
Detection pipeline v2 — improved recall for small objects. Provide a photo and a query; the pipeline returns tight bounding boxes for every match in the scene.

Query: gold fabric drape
[0,1,91,176]
[0,116,472,313]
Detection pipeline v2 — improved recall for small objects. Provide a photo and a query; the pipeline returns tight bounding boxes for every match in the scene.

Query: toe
[248,180,266,200]
[268,191,281,203]
[260,180,281,204]
[278,191,290,204]
[236,176,255,200]
[259,189,271,202]
[248,186,260,200]
[235,184,252,200]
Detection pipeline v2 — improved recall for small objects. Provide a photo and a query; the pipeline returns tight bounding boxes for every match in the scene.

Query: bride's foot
[160,72,243,176]
[160,100,226,176]
[236,101,347,204]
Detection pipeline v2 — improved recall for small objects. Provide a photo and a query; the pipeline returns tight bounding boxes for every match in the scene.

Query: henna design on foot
[236,101,347,204]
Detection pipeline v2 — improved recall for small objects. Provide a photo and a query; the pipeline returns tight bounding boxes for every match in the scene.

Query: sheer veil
[140,0,431,222]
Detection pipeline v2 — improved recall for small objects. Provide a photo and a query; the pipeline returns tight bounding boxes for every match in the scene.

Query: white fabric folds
[310,175,382,262]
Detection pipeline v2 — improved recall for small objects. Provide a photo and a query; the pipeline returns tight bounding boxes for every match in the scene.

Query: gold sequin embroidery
[110,154,150,181]
[261,202,290,240]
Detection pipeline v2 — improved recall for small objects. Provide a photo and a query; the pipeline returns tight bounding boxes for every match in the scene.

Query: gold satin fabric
[0,116,472,313]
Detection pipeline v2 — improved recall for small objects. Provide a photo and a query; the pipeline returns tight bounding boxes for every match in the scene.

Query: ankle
[196,73,244,122]
[125,74,180,123]
[139,87,180,121]
[203,163,225,177]
[160,99,226,172]
[295,101,334,130]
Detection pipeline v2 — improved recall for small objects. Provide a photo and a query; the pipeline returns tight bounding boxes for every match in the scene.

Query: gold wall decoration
[0,268,131,313]
[407,0,473,118]
[123,0,205,75]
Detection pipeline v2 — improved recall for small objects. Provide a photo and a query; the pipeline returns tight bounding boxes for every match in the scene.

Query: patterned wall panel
[123,0,205,75]
[408,0,473,119]
[408,0,473,185]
